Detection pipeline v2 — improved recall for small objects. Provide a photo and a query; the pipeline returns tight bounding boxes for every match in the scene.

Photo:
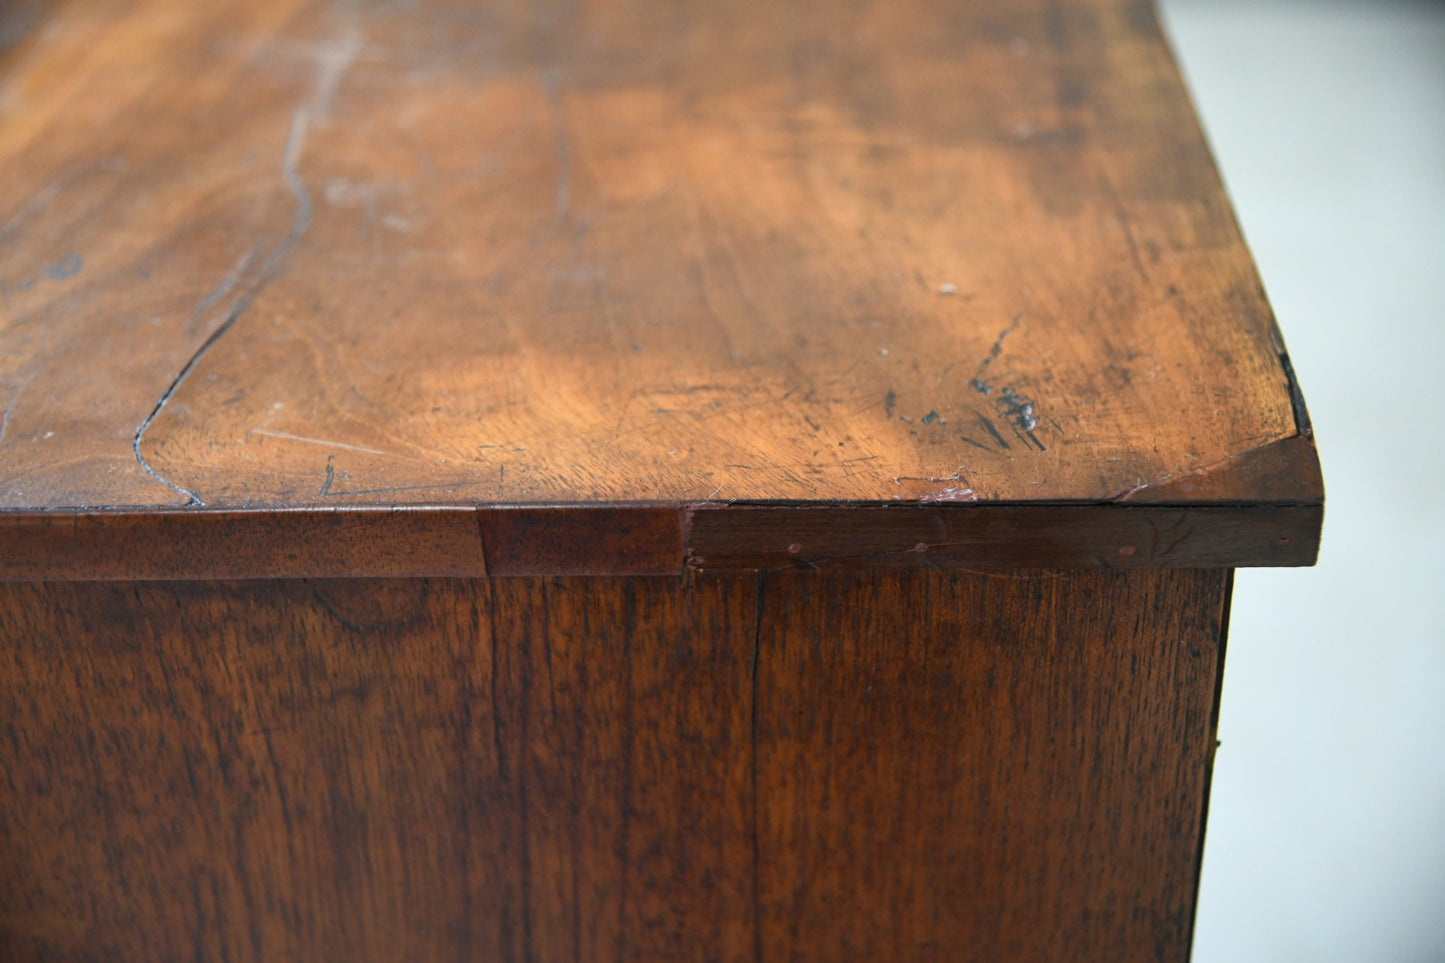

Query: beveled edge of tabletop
[0,329,1325,581]
[0,366,1323,580]
[0,488,1321,584]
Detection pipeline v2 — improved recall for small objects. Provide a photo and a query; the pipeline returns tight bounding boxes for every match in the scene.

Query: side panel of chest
[0,569,1227,962]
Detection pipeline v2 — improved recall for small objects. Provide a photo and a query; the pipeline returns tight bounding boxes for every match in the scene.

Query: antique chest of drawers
[0,0,1321,959]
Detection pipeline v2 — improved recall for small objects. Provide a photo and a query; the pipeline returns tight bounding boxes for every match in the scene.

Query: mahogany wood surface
[0,500,1314,581]
[0,568,1227,962]
[0,3,1309,960]
[0,0,1321,575]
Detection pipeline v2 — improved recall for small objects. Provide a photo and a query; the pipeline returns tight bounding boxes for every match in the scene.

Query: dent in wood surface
[0,568,1226,962]
[0,0,1313,511]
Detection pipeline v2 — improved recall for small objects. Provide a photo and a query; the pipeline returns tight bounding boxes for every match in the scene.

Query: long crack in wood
[133,109,314,505]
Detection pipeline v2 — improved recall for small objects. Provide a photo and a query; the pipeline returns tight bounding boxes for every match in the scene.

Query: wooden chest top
[0,0,1320,577]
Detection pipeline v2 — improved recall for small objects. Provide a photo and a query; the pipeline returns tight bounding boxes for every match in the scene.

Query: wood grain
[755,567,1229,960]
[0,576,759,962]
[0,569,1226,962]
[0,0,1319,520]
[0,8,1307,953]
[0,497,1319,582]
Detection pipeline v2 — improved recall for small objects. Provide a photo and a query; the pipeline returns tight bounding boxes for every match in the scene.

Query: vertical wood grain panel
[483,576,757,962]
[755,568,1228,962]
[0,577,758,962]
[0,569,1225,962]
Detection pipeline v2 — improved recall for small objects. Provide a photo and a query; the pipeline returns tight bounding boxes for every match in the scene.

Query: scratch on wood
[133,108,315,505]
[918,486,977,503]
[1144,512,1191,558]
[318,455,335,496]
[546,70,572,219]
[892,467,977,502]
[310,26,363,121]
[893,469,968,484]
[1108,435,1299,501]
[977,413,1010,450]
[0,178,65,243]
[184,248,256,336]
[322,481,466,497]
[984,315,1021,368]
[252,428,384,456]
[967,314,1022,397]
[1099,172,1149,281]
[0,377,32,452]
[1,160,95,302]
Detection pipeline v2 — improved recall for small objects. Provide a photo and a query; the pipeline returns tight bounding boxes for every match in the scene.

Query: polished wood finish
[0,569,1226,962]
[754,568,1229,960]
[0,500,1316,582]
[0,1,1317,960]
[0,0,1320,573]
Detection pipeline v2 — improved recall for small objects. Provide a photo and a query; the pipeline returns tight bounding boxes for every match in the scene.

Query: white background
[1156,2,1445,959]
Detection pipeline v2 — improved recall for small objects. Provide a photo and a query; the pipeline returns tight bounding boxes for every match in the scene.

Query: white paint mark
[918,486,977,503]
[310,27,364,121]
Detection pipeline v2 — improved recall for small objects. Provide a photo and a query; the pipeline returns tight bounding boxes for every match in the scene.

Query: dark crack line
[183,248,255,337]
[964,314,1022,394]
[133,109,314,506]
[980,313,1022,373]
[1099,172,1149,281]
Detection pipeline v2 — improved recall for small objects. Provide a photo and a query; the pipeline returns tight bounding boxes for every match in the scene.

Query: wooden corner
[1115,433,1323,505]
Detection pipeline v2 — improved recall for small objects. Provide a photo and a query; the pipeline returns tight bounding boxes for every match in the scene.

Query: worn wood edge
[1113,433,1323,504]
[1184,568,1235,957]
[0,498,1319,580]
[1112,320,1322,505]
[0,505,689,581]
[685,501,1321,572]
[0,507,489,581]
[1144,12,1323,510]
[477,505,686,577]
